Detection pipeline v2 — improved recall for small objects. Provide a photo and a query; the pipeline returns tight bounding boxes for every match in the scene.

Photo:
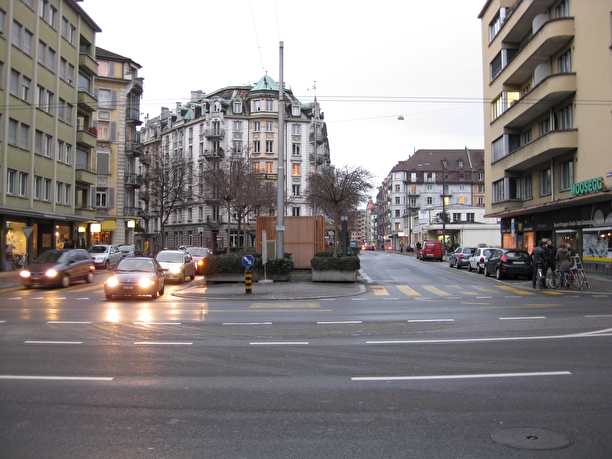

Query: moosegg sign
[571,177,604,197]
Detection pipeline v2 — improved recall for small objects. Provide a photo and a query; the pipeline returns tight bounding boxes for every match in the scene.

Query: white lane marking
[351,371,571,382]
[352,298,368,301]
[249,342,309,346]
[499,316,546,320]
[24,340,82,345]
[585,314,612,318]
[0,320,6,323]
[408,319,455,323]
[76,298,90,300]
[134,322,182,325]
[47,321,91,324]
[223,322,273,326]
[134,342,192,345]
[317,321,363,325]
[0,375,113,381]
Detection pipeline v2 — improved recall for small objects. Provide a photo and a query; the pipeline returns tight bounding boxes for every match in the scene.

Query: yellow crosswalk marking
[372,285,390,296]
[423,285,451,296]
[497,285,534,295]
[396,285,421,296]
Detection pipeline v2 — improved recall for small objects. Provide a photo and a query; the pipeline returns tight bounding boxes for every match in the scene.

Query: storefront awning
[101,220,116,231]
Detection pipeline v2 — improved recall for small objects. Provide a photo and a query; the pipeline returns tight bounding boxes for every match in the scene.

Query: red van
[420,240,444,262]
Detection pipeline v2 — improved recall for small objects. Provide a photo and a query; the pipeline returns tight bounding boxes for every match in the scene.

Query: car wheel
[85,271,94,283]
[484,265,490,277]
[159,284,165,296]
[477,264,483,274]
[190,270,195,280]
[179,271,185,283]
[104,259,110,269]
[61,274,70,288]
[105,293,113,300]
[496,267,502,280]
[151,289,158,299]
[449,259,454,267]
[455,260,461,269]
[468,263,473,272]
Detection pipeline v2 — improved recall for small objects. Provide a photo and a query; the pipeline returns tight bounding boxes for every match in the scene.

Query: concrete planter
[312,269,357,283]
[205,272,291,283]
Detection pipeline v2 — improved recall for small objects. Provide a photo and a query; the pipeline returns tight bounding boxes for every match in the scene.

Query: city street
[1,252,611,458]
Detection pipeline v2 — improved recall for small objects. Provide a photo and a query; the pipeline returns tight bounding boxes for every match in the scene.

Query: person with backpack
[532,240,547,289]
[555,243,572,289]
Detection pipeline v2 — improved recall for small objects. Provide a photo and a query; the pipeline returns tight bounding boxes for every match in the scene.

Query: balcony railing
[124,174,144,188]
[125,140,143,157]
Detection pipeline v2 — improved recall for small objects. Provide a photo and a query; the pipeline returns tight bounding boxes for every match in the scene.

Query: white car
[467,247,498,274]
[155,250,196,283]
[88,244,123,269]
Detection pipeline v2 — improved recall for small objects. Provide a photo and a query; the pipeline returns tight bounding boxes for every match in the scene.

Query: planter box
[205,272,291,283]
[312,269,357,283]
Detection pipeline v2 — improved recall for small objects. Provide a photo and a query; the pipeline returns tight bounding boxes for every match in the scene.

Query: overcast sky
[81,0,486,189]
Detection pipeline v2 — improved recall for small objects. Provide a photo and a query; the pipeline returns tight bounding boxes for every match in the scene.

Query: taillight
[479,257,485,263]
[501,254,508,262]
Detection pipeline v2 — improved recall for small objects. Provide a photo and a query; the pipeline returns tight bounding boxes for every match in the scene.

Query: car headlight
[106,277,119,287]
[45,269,58,278]
[197,260,204,267]
[20,270,31,278]
[138,277,155,288]
[169,266,181,274]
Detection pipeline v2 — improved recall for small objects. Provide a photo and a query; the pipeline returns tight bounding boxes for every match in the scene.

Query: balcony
[77,90,97,113]
[123,206,143,217]
[497,73,576,129]
[75,166,96,185]
[502,129,578,172]
[204,128,225,139]
[124,173,144,188]
[125,140,144,157]
[500,0,558,45]
[74,206,96,218]
[76,129,97,149]
[126,107,142,126]
[79,51,98,76]
[202,148,225,160]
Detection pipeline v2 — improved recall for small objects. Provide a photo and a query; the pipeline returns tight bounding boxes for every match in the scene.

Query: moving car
[484,249,532,279]
[419,241,443,261]
[104,257,165,300]
[184,247,211,274]
[467,247,499,273]
[118,244,142,258]
[449,246,477,269]
[88,244,123,269]
[155,249,196,282]
[20,249,95,288]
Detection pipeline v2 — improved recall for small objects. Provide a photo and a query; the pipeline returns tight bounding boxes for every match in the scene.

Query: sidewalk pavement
[1,259,610,299]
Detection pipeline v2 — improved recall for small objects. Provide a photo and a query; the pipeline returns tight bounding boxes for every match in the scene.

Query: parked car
[420,240,444,261]
[104,257,165,300]
[449,246,477,269]
[118,244,143,258]
[184,247,211,275]
[155,250,196,283]
[484,249,533,279]
[88,244,123,269]
[468,247,499,273]
[20,249,95,288]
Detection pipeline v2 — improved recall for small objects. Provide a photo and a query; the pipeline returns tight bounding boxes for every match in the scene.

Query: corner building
[479,0,612,275]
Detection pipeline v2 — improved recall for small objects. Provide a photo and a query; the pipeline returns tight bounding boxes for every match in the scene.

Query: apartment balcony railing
[76,129,97,149]
[78,51,98,76]
[204,128,225,139]
[125,140,144,157]
[75,165,96,185]
[123,206,143,217]
[124,173,144,188]
[77,90,97,113]
[201,148,225,160]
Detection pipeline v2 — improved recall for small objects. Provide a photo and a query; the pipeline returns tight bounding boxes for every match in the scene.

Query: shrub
[311,255,360,271]
[202,253,293,275]
[264,257,294,274]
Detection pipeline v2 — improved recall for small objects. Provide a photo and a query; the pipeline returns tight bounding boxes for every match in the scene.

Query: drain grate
[492,427,573,450]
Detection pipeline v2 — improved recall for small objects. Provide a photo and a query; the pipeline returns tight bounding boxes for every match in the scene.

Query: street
[1,252,611,458]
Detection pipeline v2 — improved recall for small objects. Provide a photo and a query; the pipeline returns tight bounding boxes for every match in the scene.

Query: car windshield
[187,248,208,257]
[119,245,134,251]
[118,259,154,272]
[156,253,183,263]
[88,246,108,254]
[34,250,66,263]
[506,251,529,260]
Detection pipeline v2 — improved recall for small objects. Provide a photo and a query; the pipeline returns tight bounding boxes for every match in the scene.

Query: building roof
[392,148,484,173]
[96,47,142,68]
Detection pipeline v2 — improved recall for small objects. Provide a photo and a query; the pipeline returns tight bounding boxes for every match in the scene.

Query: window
[489,8,507,42]
[35,130,43,154]
[520,129,532,145]
[253,121,260,132]
[453,213,461,222]
[266,100,274,111]
[97,89,111,108]
[540,169,551,196]
[558,49,571,73]
[64,184,71,204]
[44,178,51,201]
[426,196,433,205]
[56,182,63,203]
[292,104,300,117]
[0,8,5,35]
[212,121,221,136]
[524,175,533,199]
[233,121,242,132]
[253,100,261,112]
[36,85,44,109]
[492,179,504,203]
[555,0,569,18]
[96,189,108,207]
[292,184,301,196]
[8,118,18,145]
[491,91,519,121]
[19,172,28,197]
[96,151,110,174]
[44,134,52,157]
[12,20,22,47]
[265,121,274,132]
[19,123,29,149]
[21,74,31,101]
[45,91,53,114]
[292,124,301,135]
[9,69,19,96]
[395,197,400,205]
[65,144,72,164]
[558,105,572,129]
[561,159,574,191]
[7,169,16,194]
[292,163,301,176]
[57,140,64,162]
[539,118,550,136]
[253,140,260,153]
[265,140,273,153]
[233,100,242,113]
[265,162,273,173]
[292,207,301,216]
[292,143,300,155]
[466,213,475,222]
[46,47,55,72]
[395,210,401,218]
[38,40,45,65]
[34,176,42,199]
[23,29,33,55]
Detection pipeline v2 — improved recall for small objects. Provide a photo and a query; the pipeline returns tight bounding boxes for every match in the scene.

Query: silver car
[467,247,498,273]
[88,244,123,269]
[155,250,196,283]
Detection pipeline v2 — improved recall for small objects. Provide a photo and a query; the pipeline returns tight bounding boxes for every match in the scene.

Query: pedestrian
[566,241,576,257]
[544,238,556,282]
[532,240,546,289]
[555,243,572,289]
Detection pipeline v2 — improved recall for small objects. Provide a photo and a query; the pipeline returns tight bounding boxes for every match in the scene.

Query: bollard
[245,268,252,294]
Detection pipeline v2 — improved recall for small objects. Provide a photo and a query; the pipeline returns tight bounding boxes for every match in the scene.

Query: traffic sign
[242,254,255,267]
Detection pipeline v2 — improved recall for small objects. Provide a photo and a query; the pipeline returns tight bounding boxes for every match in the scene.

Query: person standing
[532,240,547,289]
[544,239,556,283]
[555,243,572,289]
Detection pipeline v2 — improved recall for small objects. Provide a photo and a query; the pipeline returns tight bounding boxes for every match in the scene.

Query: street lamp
[340,215,349,256]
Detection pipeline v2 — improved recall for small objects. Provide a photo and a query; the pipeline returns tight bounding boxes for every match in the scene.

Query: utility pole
[276,42,285,259]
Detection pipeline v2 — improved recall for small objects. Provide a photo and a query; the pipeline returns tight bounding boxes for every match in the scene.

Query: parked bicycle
[13,252,28,269]
[548,267,584,290]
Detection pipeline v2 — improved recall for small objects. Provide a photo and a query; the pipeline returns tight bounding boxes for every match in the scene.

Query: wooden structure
[256,216,325,269]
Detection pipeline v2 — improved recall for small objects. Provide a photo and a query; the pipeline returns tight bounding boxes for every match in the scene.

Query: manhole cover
[492,428,573,450]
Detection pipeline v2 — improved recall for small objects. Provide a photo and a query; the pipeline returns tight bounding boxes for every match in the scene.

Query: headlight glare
[139,277,155,288]
[106,277,119,287]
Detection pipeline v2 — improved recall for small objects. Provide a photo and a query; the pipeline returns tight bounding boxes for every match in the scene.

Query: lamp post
[340,215,349,256]
[442,185,448,257]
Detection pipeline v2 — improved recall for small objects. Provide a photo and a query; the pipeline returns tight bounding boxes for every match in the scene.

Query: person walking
[544,239,556,282]
[532,240,547,289]
[555,243,572,289]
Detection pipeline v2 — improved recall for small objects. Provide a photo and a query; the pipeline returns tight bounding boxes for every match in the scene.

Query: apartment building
[480,0,612,274]
[377,149,496,251]
[137,75,330,251]
[1,0,100,271]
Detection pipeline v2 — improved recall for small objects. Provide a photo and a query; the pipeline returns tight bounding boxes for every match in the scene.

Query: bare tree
[305,164,374,256]
[145,147,190,249]
[233,172,277,249]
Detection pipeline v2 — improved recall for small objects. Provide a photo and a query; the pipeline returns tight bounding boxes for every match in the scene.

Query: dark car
[19,249,95,288]
[184,247,211,274]
[449,246,477,269]
[484,249,533,279]
[104,257,165,300]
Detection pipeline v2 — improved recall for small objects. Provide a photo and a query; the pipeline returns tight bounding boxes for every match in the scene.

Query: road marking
[585,314,612,318]
[372,285,389,296]
[24,340,82,345]
[422,285,451,296]
[223,322,273,326]
[249,342,309,346]
[250,302,319,309]
[134,342,193,346]
[47,321,91,324]
[408,319,455,323]
[317,320,363,325]
[0,375,114,381]
[133,322,182,325]
[351,371,571,382]
[498,286,533,295]
[499,316,546,320]
[396,285,420,296]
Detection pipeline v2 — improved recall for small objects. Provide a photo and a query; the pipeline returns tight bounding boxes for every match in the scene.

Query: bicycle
[536,264,545,290]
[548,267,584,290]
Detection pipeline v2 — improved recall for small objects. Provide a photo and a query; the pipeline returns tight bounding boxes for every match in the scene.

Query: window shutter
[110,122,116,141]
[109,188,115,207]
[91,186,96,207]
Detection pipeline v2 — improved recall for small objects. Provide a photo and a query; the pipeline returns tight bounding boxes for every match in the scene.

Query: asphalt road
[1,252,611,458]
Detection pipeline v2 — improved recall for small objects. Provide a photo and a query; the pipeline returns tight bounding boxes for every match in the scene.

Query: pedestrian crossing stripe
[372,285,390,296]
[396,285,420,296]
[497,285,534,295]
[423,285,452,296]
[370,284,536,297]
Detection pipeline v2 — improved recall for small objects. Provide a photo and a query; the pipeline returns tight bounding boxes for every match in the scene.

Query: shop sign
[571,177,604,197]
